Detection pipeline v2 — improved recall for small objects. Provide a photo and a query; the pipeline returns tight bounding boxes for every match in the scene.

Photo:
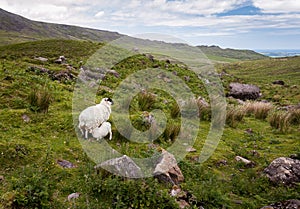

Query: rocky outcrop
[261,199,300,209]
[27,66,76,83]
[95,155,143,178]
[264,157,300,185]
[228,83,261,100]
[154,149,184,185]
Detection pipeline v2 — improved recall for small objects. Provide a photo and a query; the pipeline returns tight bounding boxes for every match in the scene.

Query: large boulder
[154,149,184,185]
[228,83,261,100]
[94,155,143,178]
[263,157,300,185]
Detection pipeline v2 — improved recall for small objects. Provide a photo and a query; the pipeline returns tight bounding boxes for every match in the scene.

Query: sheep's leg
[109,129,112,140]
[78,124,84,136]
[85,129,88,139]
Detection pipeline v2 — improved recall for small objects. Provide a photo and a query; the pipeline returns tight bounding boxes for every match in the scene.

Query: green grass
[217,56,300,104]
[0,39,299,208]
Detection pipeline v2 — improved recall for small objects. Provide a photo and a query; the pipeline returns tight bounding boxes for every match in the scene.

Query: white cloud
[95,11,105,18]
[1,0,300,48]
[253,0,300,13]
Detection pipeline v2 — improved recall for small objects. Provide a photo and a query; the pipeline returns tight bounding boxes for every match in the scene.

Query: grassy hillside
[198,45,267,62]
[0,9,268,63]
[217,56,300,104]
[0,8,122,45]
[0,40,299,208]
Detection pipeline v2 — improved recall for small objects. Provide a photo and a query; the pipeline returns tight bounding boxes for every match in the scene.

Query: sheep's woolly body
[91,122,112,140]
[78,98,112,139]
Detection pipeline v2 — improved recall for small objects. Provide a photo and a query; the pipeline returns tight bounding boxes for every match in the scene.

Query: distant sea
[255,49,300,58]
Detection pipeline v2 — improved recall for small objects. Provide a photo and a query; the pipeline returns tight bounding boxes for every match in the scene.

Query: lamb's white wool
[78,98,113,139]
[91,122,112,140]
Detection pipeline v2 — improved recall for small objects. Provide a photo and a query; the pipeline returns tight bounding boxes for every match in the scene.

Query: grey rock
[264,157,300,185]
[228,83,261,100]
[95,155,143,178]
[235,156,255,167]
[154,149,184,185]
[21,114,30,123]
[57,159,77,168]
[68,192,80,201]
[260,199,300,209]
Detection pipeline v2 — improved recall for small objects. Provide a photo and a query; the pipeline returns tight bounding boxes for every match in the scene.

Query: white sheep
[91,122,112,141]
[78,97,113,139]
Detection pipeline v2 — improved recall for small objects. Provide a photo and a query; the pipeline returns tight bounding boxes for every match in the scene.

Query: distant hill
[0,8,123,45]
[197,45,267,61]
[0,8,266,62]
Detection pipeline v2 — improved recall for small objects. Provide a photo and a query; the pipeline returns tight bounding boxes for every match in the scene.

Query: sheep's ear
[107,98,113,105]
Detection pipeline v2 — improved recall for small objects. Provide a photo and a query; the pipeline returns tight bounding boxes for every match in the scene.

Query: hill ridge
[0,8,123,45]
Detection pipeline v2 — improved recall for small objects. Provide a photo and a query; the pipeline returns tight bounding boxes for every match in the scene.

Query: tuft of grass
[170,103,181,118]
[242,101,273,120]
[28,87,52,113]
[163,123,181,142]
[197,98,211,121]
[226,105,245,128]
[268,110,290,133]
[287,108,300,125]
[137,90,156,111]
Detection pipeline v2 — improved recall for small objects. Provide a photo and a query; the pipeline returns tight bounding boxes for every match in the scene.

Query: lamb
[91,122,112,141]
[78,97,113,139]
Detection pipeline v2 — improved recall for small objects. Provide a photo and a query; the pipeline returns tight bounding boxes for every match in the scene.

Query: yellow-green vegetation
[0,40,299,209]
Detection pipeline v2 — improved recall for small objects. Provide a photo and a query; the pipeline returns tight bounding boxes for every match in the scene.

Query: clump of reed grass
[268,107,300,133]
[28,88,52,113]
[170,103,181,119]
[226,105,245,128]
[137,90,156,111]
[163,123,181,142]
[196,98,211,121]
[242,101,273,120]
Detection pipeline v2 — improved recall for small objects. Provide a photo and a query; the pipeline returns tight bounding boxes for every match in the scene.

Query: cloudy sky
[1,0,300,49]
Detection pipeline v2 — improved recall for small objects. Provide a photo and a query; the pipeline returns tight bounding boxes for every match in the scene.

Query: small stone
[21,114,30,123]
[235,156,255,167]
[177,199,190,209]
[170,185,181,197]
[0,175,4,181]
[244,128,253,134]
[272,80,285,85]
[57,159,77,168]
[216,159,228,167]
[68,192,80,201]
[34,57,48,62]
[186,147,197,152]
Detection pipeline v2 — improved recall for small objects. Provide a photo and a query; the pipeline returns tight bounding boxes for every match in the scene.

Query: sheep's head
[101,97,114,106]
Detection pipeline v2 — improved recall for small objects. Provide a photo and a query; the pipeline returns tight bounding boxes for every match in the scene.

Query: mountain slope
[0,8,123,45]
[197,45,267,61]
[0,8,266,62]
